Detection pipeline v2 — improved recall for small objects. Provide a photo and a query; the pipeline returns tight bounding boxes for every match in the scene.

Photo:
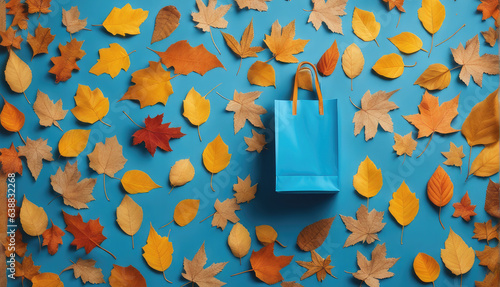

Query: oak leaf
[17,137,53,181]
[58,129,90,157]
[26,0,50,14]
[317,40,339,76]
[211,198,240,230]
[121,170,162,194]
[152,6,180,44]
[441,228,475,276]
[296,250,335,282]
[352,243,399,287]
[142,223,173,282]
[388,32,424,54]
[1,97,24,132]
[247,60,276,87]
[461,89,499,147]
[342,43,364,90]
[6,0,27,30]
[172,199,199,226]
[20,195,48,237]
[109,265,146,287]
[452,192,476,222]
[0,143,22,175]
[244,129,266,153]
[469,142,499,177]
[49,38,86,83]
[353,156,382,199]
[31,273,63,287]
[228,222,251,261]
[102,4,148,36]
[27,24,54,60]
[14,254,40,284]
[297,217,335,251]
[62,7,88,34]
[307,0,347,34]
[392,132,417,160]
[477,0,499,22]
[183,88,211,141]
[116,195,142,248]
[50,161,96,209]
[0,26,22,49]
[88,136,127,177]
[472,220,499,244]
[169,159,195,190]
[42,220,64,255]
[5,50,32,96]
[476,245,499,271]
[62,258,105,284]
[352,7,380,45]
[414,63,450,90]
[340,204,385,247]
[264,20,309,63]
[382,0,405,12]
[203,135,231,191]
[225,90,266,134]
[413,253,439,284]
[485,179,500,218]
[33,90,67,131]
[248,244,293,284]
[481,27,497,47]
[71,84,110,125]
[388,181,419,244]
[427,165,453,229]
[132,114,185,156]
[182,242,228,287]
[451,35,499,87]
[233,175,257,203]
[90,43,131,78]
[235,0,271,11]
[441,142,465,170]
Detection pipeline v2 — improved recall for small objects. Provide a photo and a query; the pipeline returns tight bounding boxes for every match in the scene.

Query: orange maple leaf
[0,27,23,49]
[0,143,22,175]
[26,0,51,14]
[6,0,28,30]
[42,220,65,255]
[246,244,293,284]
[383,0,405,12]
[452,191,477,222]
[477,0,499,23]
[49,39,86,83]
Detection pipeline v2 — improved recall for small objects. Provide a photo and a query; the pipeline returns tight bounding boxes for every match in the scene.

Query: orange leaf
[383,0,405,12]
[49,38,86,83]
[4,230,27,257]
[152,40,224,76]
[317,40,339,76]
[0,143,22,175]
[427,165,453,229]
[452,192,477,222]
[0,26,22,49]
[477,0,499,22]
[6,0,28,30]
[472,220,499,244]
[109,264,147,287]
[1,97,25,132]
[26,0,51,14]
[249,244,293,285]
[27,24,55,60]
[42,220,65,255]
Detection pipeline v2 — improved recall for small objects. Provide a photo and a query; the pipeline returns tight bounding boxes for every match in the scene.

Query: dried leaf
[476,245,499,271]
[102,4,148,36]
[476,269,500,287]
[17,137,53,181]
[225,90,266,134]
[244,129,266,153]
[461,89,499,147]
[340,204,385,248]
[298,67,313,91]
[341,43,364,89]
[0,143,22,175]
[6,0,27,30]
[233,175,257,203]
[71,84,110,125]
[481,27,497,47]
[49,38,86,83]
[352,7,380,44]
[485,179,500,218]
[192,0,231,32]
[20,195,48,237]
[89,43,131,78]
[440,228,475,276]
[383,0,405,12]
[62,258,105,284]
[132,114,185,156]
[477,0,499,22]
[58,129,90,157]
[88,136,127,179]
[388,181,419,244]
[392,132,417,158]
[297,217,335,251]
[317,40,339,76]
[26,0,50,14]
[173,199,199,226]
[296,250,335,282]
[183,88,210,141]
[4,230,27,257]
[452,192,477,222]
[14,254,40,283]
[32,90,66,130]
[151,6,180,44]
[109,264,146,287]
[31,273,63,287]
[264,20,309,63]
[169,159,195,189]
[116,195,142,244]
[212,198,240,230]
[182,242,228,286]
[121,170,161,194]
[441,142,465,169]
[228,222,251,260]
[42,220,64,255]
[249,244,293,284]
[414,63,450,90]
[62,7,88,34]
[352,243,399,287]
[427,165,453,229]
[418,0,445,35]
[1,97,25,132]
[247,60,276,87]
[372,53,408,79]
[472,220,499,244]
[221,19,264,60]
[470,143,499,177]
[353,156,382,199]
[142,223,173,280]
[5,50,32,94]
[255,225,284,247]
[50,161,96,209]
[307,0,347,34]
[0,26,22,49]
[203,135,232,188]
[27,24,54,59]
[413,253,440,284]
[235,0,271,12]
[0,1,6,32]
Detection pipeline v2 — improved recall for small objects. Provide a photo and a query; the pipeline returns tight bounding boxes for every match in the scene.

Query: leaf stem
[103,174,110,201]
[203,83,222,98]
[439,206,444,229]
[17,132,26,145]
[265,56,275,63]
[466,145,472,181]
[210,173,215,191]
[429,34,434,57]
[91,24,103,27]
[199,212,215,223]
[404,62,417,68]
[350,78,353,91]
[435,24,466,47]
[54,122,63,132]
[38,235,41,251]
[374,38,380,47]
[47,195,62,205]
[99,119,111,127]
[209,29,221,55]
[169,186,175,194]
[401,225,404,245]
[216,92,231,101]
[450,66,462,71]
[417,133,433,158]
[22,92,30,104]
[349,97,361,110]
[97,243,116,259]
[396,11,401,28]
[160,219,174,229]
[163,271,172,283]
[231,269,253,277]
[420,48,428,53]
[432,281,435,287]
[131,235,134,249]
[276,240,287,248]
[237,58,242,76]
[122,111,144,129]
[128,50,136,56]
[197,126,202,142]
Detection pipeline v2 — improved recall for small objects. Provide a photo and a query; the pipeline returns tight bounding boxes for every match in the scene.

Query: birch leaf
[116,195,142,248]
[341,43,364,90]
[440,228,475,276]
[352,7,380,45]
[388,181,419,244]
[5,50,32,95]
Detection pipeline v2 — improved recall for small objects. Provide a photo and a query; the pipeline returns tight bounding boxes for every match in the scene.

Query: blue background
[1,0,498,286]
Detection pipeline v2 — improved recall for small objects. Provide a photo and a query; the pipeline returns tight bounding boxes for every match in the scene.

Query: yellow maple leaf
[58,129,90,157]
[418,0,445,55]
[440,228,475,277]
[352,7,380,46]
[441,142,465,170]
[142,223,173,283]
[102,4,149,36]
[183,88,211,141]
[388,181,419,244]
[203,134,231,191]
[392,132,417,162]
[71,84,110,126]
[353,156,383,203]
[263,20,309,63]
[89,43,131,78]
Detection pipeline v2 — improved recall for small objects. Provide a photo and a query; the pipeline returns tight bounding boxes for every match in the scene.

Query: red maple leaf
[452,191,477,222]
[132,114,185,156]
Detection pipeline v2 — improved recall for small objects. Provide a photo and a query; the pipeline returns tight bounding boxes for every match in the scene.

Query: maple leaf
[476,269,500,287]
[120,61,173,108]
[476,245,499,272]
[109,265,147,287]
[132,114,185,156]
[441,142,465,170]
[50,161,96,209]
[340,204,386,248]
[6,0,27,30]
[233,175,257,203]
[225,90,267,134]
[26,0,50,14]
[42,220,65,255]
[102,3,149,36]
[71,84,110,125]
[0,143,22,175]
[62,210,115,259]
[481,27,498,47]
[0,26,22,49]
[17,137,53,181]
[151,6,180,44]
[88,136,127,178]
[27,24,55,60]
[472,220,499,244]
[192,0,231,32]
[264,20,309,63]
[244,129,266,153]
[452,191,477,222]
[352,243,399,287]
[62,258,105,284]
[477,0,499,21]
[89,43,131,78]
[62,7,88,34]
[392,132,417,161]
[485,179,500,218]
[351,89,399,141]
[49,38,86,83]
[182,242,228,287]
[235,0,271,11]
[247,243,293,285]
[383,0,405,12]
[14,254,40,284]
[451,35,499,87]
[4,230,27,257]
[296,250,335,282]
[212,198,240,230]
[307,0,347,34]
[33,90,67,131]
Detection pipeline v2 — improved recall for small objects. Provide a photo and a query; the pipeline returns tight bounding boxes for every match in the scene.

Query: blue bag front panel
[275,99,340,193]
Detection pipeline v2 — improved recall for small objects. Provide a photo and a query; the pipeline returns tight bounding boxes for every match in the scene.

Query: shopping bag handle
[291,61,324,116]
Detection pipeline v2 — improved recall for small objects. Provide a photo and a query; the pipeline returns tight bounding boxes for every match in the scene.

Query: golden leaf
[58,129,90,157]
[228,222,251,261]
[263,20,309,63]
[173,199,200,227]
[102,4,148,36]
[413,253,440,283]
[352,7,380,45]
[353,156,382,199]
[89,43,131,78]
[203,135,231,191]
[183,88,210,141]
[71,84,110,126]
[121,170,161,194]
[414,63,450,90]
[116,195,142,248]
[388,181,419,244]
[440,228,475,276]
[142,223,173,283]
[247,61,276,87]
[20,195,48,237]
[388,32,426,54]
[169,159,195,191]
[341,43,364,90]
[470,143,499,177]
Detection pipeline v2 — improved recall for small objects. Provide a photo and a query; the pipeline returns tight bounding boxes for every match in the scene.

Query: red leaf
[249,244,294,285]
[317,40,339,77]
[132,114,185,156]
[62,210,106,254]
[42,220,65,255]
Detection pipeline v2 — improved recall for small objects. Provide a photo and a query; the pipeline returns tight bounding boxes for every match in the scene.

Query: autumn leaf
[342,43,364,90]
[5,50,32,102]
[451,35,499,87]
[32,90,66,131]
[32,273,63,287]
[389,181,419,244]
[353,156,383,202]
[472,220,499,244]
[461,89,499,147]
[183,87,213,141]
[476,269,500,287]
[130,113,185,156]
[27,24,54,60]
[109,265,146,287]
[116,195,142,248]
[62,258,105,284]
[63,210,116,259]
[120,61,173,108]
[282,282,304,287]
[351,89,399,141]
[306,0,347,34]
[6,0,27,30]
[481,27,497,47]
[15,254,40,284]
[223,90,267,134]
[317,40,339,76]
[351,243,399,287]
[4,230,27,257]
[209,198,240,230]
[392,132,417,162]
[89,43,131,78]
[58,129,90,157]
[247,60,276,87]
[413,253,440,284]
[42,220,64,255]
[485,179,500,218]
[121,170,162,194]
[151,40,224,75]
[142,223,173,282]
[388,32,426,54]
[414,63,450,90]
[151,6,180,44]
[297,217,335,251]
[340,204,385,247]
[441,142,465,170]
[17,137,53,181]
[62,6,88,34]
[441,228,475,277]
[452,192,477,222]
[203,135,231,191]
[382,0,405,12]
[0,143,22,175]
[49,38,86,83]
[427,165,453,229]
[71,84,110,126]
[26,0,50,14]
[352,7,380,46]
[169,199,200,227]
[102,4,148,36]
[244,129,266,153]
[0,26,22,49]
[20,195,48,238]
[296,250,335,282]
[255,225,286,247]
[51,161,96,209]
[264,20,309,63]
[192,0,231,53]
[476,245,499,271]
[418,0,445,55]
[235,0,271,11]
[469,142,499,177]
[228,223,251,262]
[477,0,499,22]
[1,97,25,133]
[372,53,415,79]
[169,159,195,191]
[182,242,228,286]
[233,175,257,203]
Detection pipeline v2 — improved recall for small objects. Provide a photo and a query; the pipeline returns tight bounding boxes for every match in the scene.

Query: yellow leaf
[414,63,450,90]
[413,253,440,283]
[255,225,286,247]
[183,88,210,141]
[440,228,475,276]
[71,84,110,125]
[341,43,364,90]
[388,32,426,54]
[228,222,251,260]
[353,156,383,199]
[142,223,173,281]
[102,4,149,36]
[58,129,90,157]
[263,20,309,63]
[470,143,499,177]
[5,50,32,96]
[297,67,313,91]
[372,53,409,79]
[461,89,499,147]
[203,134,231,191]
[32,273,64,287]
[89,43,131,78]
[418,0,445,35]
[121,170,161,194]
[389,181,419,244]
[352,7,380,45]
[247,61,276,88]
[116,195,143,248]
[173,199,200,227]
[20,195,48,237]
[169,159,195,190]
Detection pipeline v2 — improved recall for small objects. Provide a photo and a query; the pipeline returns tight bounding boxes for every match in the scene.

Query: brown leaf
[14,254,40,283]
[225,90,267,134]
[192,0,231,32]
[49,38,86,83]
[352,243,399,287]
[472,220,499,244]
[476,245,500,271]
[392,132,417,158]
[451,35,499,87]
[26,0,50,14]
[476,269,500,287]
[4,230,27,257]
[297,217,335,251]
[235,0,271,11]
[221,19,264,60]
[233,175,257,203]
[0,1,5,32]
[151,6,180,44]
[42,220,64,255]
[452,191,477,222]
[17,137,53,181]
[182,242,228,286]
[296,250,335,282]
[485,179,500,218]
[62,258,105,284]
[244,129,266,153]
[212,198,240,230]
[264,20,309,63]
[88,136,127,177]
[27,23,55,60]
[50,161,96,209]
[0,143,22,175]
[249,243,294,284]
[306,0,348,34]
[109,265,146,287]
[33,90,67,130]
[481,27,498,47]
[62,6,88,34]
[317,40,339,76]
[340,204,385,247]
[6,0,27,30]
[0,26,22,49]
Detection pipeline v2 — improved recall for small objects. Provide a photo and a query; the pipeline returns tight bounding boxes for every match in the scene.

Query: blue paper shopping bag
[275,62,340,193]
